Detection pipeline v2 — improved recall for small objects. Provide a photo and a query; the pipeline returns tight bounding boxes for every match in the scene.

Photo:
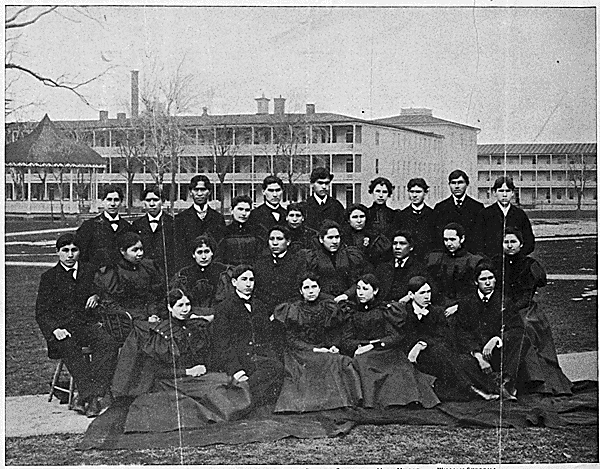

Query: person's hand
[148,315,161,323]
[185,364,207,377]
[397,294,411,304]
[231,370,248,385]
[483,337,502,360]
[444,304,458,317]
[85,294,99,309]
[329,345,340,354]
[53,328,71,341]
[313,347,330,353]
[354,344,374,356]
[472,352,492,374]
[408,341,427,363]
[334,294,349,303]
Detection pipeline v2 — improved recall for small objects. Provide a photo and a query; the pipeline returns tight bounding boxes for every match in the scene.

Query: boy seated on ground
[35,233,119,417]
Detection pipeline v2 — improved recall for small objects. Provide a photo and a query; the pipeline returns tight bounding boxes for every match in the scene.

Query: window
[355,154,361,173]
[375,132,379,146]
[569,190,574,200]
[546,190,551,200]
[346,155,353,173]
[532,156,537,165]
[556,191,562,200]
[355,126,362,144]
[345,129,353,144]
[375,158,379,174]
[496,158,502,165]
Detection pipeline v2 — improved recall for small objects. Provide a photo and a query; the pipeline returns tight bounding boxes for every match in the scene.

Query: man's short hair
[268,225,291,241]
[191,235,217,254]
[231,264,254,280]
[287,202,306,217]
[101,184,124,200]
[189,174,212,192]
[492,175,516,191]
[407,275,429,293]
[318,220,341,238]
[474,261,496,283]
[407,178,429,192]
[448,169,470,185]
[262,175,284,190]
[140,185,165,201]
[443,222,465,239]
[310,167,333,183]
[231,195,252,209]
[368,177,394,194]
[56,233,78,251]
[391,229,415,246]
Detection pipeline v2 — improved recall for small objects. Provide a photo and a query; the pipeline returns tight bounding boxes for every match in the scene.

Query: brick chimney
[306,103,316,115]
[131,70,139,118]
[255,93,270,115]
[99,110,108,122]
[117,112,126,122]
[202,107,208,116]
[273,96,286,115]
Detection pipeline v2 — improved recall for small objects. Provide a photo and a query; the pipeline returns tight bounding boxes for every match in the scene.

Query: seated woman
[493,228,572,396]
[341,203,392,268]
[170,234,229,316]
[95,232,165,323]
[273,272,362,413]
[340,274,440,409]
[305,220,370,301]
[400,276,499,401]
[112,288,251,432]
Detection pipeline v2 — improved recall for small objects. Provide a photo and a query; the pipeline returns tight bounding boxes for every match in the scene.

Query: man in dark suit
[212,265,284,409]
[248,175,287,232]
[303,167,345,230]
[174,175,226,272]
[35,234,119,417]
[75,184,133,267]
[432,170,484,254]
[132,185,175,277]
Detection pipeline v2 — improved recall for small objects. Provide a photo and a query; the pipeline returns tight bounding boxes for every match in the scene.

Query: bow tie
[412,209,421,216]
[455,201,463,209]
[481,296,489,303]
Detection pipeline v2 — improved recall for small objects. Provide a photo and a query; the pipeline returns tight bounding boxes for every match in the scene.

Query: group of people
[35,166,572,426]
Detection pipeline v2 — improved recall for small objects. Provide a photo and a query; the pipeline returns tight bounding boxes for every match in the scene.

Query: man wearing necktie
[132,186,175,277]
[35,234,119,417]
[248,175,287,232]
[75,185,133,268]
[302,167,345,231]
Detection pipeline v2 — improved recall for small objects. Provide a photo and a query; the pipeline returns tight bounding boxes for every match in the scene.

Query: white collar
[236,291,252,301]
[265,201,280,211]
[478,290,493,302]
[412,301,430,319]
[104,213,120,222]
[395,257,409,268]
[497,202,511,216]
[193,203,208,213]
[411,203,425,211]
[313,194,328,205]
[61,261,79,272]
[148,212,162,222]
[453,195,466,205]
[272,251,287,259]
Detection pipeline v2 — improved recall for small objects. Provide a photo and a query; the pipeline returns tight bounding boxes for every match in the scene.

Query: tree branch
[6,6,58,29]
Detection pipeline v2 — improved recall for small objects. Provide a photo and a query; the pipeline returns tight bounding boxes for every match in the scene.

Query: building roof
[478,143,597,155]
[373,114,479,131]
[40,111,443,139]
[5,114,106,168]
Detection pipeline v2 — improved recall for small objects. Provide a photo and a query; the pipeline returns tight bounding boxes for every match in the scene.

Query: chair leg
[67,376,76,409]
[48,360,64,403]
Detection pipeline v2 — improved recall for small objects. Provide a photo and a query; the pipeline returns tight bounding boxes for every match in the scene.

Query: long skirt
[124,372,252,433]
[274,348,362,413]
[353,348,440,409]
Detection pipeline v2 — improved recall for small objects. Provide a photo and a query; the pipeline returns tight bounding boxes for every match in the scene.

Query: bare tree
[201,125,238,214]
[113,126,146,215]
[8,167,26,201]
[50,165,68,223]
[567,154,596,217]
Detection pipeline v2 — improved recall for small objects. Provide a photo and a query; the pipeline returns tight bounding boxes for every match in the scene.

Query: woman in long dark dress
[273,273,362,413]
[400,276,499,401]
[113,288,251,433]
[365,177,397,240]
[341,203,392,268]
[493,228,572,395]
[340,274,440,409]
[95,232,165,324]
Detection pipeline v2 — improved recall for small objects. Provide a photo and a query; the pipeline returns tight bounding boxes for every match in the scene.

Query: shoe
[71,396,87,415]
[500,384,517,401]
[470,386,499,401]
[85,397,102,418]
[99,390,113,411]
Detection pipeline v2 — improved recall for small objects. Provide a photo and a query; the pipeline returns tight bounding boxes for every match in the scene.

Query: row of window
[478,154,596,166]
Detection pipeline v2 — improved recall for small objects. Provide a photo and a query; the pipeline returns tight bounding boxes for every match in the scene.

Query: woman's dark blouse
[366,203,397,240]
[170,261,229,308]
[493,253,546,310]
[340,300,404,356]
[341,226,391,265]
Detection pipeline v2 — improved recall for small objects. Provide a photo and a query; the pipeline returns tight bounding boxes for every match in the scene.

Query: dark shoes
[71,396,87,415]
[85,397,102,418]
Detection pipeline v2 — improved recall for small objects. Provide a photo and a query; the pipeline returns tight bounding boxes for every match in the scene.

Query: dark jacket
[173,205,226,271]
[35,262,99,359]
[366,203,397,240]
[288,225,319,255]
[378,256,428,301]
[432,195,484,254]
[132,212,175,277]
[170,261,230,310]
[248,203,287,232]
[75,214,133,267]
[217,221,266,266]
[399,302,451,354]
[212,294,284,376]
[302,195,345,231]
[396,204,436,261]
[253,251,305,311]
[474,203,535,258]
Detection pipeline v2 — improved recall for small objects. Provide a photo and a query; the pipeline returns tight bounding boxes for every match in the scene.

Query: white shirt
[236,291,252,312]
[265,201,282,221]
[412,302,430,320]
[147,213,162,232]
[478,290,492,303]
[453,195,466,207]
[313,194,328,206]
[395,257,409,269]
[411,203,425,212]
[61,261,79,279]
[194,203,208,220]
[104,213,120,231]
[497,202,511,217]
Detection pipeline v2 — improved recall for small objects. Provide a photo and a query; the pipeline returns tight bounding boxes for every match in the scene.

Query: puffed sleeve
[530,258,547,289]
[366,232,392,265]
[338,301,360,356]
[379,301,408,350]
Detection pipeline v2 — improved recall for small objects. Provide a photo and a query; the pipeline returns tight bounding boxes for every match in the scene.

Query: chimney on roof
[202,107,208,116]
[306,103,315,115]
[400,108,432,116]
[131,70,139,118]
[255,93,270,115]
[117,112,126,122]
[99,110,108,122]
[273,96,286,115]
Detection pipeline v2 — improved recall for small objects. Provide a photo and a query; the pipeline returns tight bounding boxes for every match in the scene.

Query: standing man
[248,175,287,232]
[36,233,119,417]
[303,167,345,230]
[174,175,226,272]
[76,184,133,268]
[432,170,484,254]
[132,186,175,277]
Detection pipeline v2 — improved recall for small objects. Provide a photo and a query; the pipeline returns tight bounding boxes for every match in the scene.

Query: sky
[5,5,597,144]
